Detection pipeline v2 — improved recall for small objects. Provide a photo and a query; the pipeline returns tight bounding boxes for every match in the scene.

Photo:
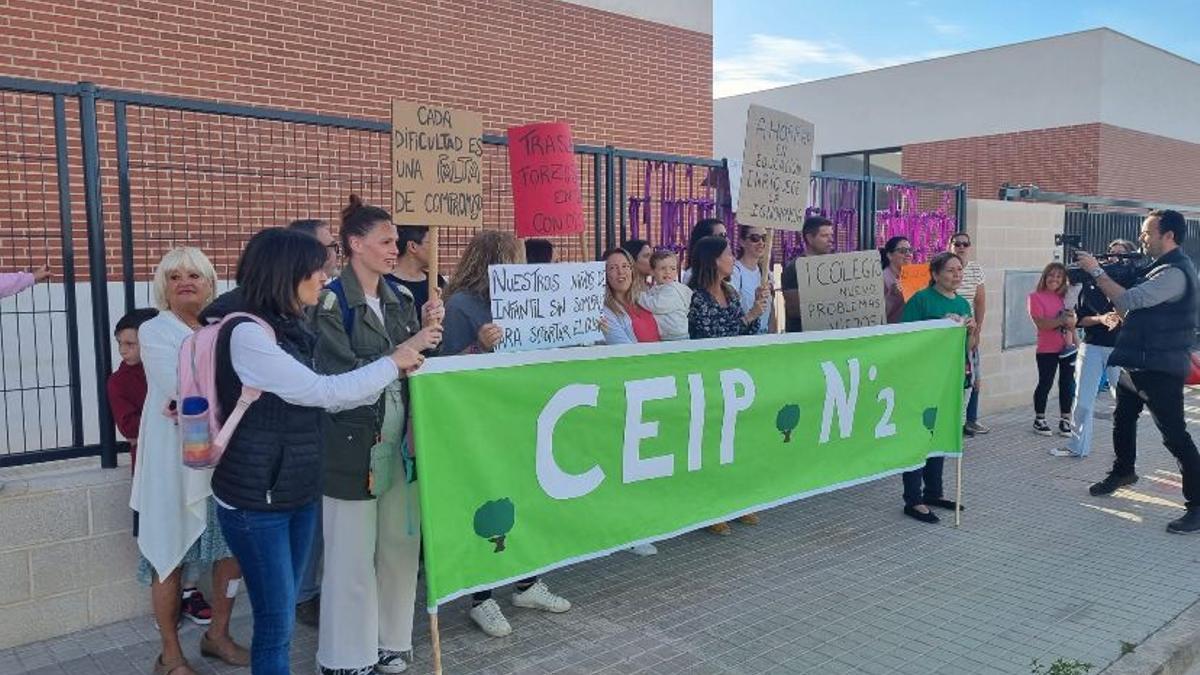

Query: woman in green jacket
[313,195,443,675]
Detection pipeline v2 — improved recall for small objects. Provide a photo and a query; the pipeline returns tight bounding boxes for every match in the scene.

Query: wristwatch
[1089,267,1105,279]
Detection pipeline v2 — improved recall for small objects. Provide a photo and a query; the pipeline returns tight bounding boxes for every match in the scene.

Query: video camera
[1055,233,1148,288]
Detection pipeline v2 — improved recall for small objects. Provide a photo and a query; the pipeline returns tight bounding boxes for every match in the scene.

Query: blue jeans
[1067,342,1120,456]
[217,501,318,675]
[966,351,980,423]
[297,499,323,603]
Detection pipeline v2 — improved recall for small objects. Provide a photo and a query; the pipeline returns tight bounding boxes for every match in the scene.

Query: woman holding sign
[312,197,444,675]
[441,230,573,639]
[899,251,976,524]
[687,236,769,535]
[880,236,913,324]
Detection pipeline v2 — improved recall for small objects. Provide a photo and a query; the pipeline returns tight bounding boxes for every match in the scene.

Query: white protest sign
[794,251,886,331]
[738,104,814,231]
[488,262,606,353]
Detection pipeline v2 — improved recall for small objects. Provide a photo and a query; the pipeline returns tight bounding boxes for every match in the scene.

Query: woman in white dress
[129,247,247,675]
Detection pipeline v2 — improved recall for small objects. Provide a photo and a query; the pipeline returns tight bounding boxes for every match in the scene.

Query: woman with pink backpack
[200,227,432,675]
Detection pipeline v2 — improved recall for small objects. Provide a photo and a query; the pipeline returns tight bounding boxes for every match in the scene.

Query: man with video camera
[1076,209,1200,534]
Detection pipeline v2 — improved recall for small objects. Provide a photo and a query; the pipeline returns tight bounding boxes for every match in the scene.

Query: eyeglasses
[952,241,971,248]
[327,242,341,255]
[744,234,766,243]
[894,247,913,254]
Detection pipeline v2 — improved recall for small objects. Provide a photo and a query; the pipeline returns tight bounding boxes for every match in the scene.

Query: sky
[713,0,1200,98]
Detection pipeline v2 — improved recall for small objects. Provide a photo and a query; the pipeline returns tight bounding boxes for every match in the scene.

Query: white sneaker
[1049,447,1080,458]
[375,648,410,674]
[468,599,512,638]
[627,543,658,556]
[511,581,571,613]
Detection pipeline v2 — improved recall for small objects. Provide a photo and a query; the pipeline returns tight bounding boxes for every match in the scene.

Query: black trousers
[1111,369,1200,508]
[1034,353,1076,416]
[902,457,944,507]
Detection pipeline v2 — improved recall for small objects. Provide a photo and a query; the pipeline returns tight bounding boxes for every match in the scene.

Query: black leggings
[1034,352,1076,416]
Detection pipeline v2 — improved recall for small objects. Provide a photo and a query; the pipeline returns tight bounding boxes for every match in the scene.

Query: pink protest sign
[507,122,585,238]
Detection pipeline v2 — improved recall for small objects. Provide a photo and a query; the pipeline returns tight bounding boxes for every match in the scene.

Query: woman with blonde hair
[600,247,661,344]
[1028,261,1077,437]
[441,230,572,638]
[130,247,248,675]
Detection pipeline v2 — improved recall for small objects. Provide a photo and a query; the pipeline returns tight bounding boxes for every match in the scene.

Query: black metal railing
[0,75,968,467]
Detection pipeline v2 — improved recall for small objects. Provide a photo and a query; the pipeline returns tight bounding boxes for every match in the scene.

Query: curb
[1101,598,1200,675]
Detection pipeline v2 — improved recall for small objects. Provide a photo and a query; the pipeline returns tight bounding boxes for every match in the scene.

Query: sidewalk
[2,393,1198,675]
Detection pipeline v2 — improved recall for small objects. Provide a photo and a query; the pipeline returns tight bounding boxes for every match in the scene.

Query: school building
[714,28,1200,205]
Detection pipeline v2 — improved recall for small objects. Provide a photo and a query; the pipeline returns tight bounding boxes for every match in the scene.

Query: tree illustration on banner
[922,407,939,437]
[474,498,516,552]
[776,404,800,442]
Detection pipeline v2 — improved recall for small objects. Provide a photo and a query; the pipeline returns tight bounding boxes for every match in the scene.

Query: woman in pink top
[1027,262,1077,437]
[0,264,51,298]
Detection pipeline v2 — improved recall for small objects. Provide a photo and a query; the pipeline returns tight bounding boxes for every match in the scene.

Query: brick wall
[901,124,1102,200]
[902,123,1200,206]
[0,0,711,154]
[0,0,713,279]
[1098,124,1200,205]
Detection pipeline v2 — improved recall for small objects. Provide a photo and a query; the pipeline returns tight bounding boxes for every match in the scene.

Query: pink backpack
[178,312,275,469]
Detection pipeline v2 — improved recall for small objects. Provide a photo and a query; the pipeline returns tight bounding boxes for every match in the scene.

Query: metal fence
[0,75,967,467]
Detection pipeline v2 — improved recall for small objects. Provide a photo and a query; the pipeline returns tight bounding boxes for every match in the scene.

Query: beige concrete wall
[0,456,147,649]
[966,199,1065,415]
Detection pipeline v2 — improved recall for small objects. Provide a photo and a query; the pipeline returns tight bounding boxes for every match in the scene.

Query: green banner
[410,321,965,608]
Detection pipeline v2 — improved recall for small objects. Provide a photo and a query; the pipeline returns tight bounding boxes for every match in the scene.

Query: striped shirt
[959,261,985,305]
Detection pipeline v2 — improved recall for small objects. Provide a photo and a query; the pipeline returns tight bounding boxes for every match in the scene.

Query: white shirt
[730,260,770,333]
[364,294,384,325]
[229,322,399,414]
[959,261,985,305]
[638,282,693,340]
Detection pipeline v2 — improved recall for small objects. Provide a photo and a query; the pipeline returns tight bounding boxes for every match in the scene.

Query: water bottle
[180,396,214,468]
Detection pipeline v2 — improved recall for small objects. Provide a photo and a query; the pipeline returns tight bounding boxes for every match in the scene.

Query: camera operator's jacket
[1109,247,1199,378]
[313,268,420,500]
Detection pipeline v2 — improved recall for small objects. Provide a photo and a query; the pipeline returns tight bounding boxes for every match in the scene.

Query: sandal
[152,654,197,675]
[200,632,251,667]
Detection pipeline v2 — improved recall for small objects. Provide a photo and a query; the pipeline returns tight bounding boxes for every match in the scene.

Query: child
[107,307,214,627]
[638,250,692,341]
[107,308,159,472]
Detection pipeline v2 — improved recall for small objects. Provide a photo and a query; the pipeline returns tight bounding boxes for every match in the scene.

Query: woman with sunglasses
[880,236,913,324]
[949,233,990,435]
[731,225,773,333]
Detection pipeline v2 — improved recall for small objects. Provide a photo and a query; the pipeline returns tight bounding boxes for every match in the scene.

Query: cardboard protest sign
[391,101,484,227]
[507,122,584,237]
[410,321,965,607]
[738,104,814,231]
[488,262,605,352]
[900,263,930,300]
[794,251,886,330]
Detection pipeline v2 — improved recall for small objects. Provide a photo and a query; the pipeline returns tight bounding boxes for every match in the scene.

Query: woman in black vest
[312,197,443,675]
[208,228,426,675]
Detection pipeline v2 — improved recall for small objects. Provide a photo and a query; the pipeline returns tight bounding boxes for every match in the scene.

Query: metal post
[618,156,627,244]
[79,82,117,468]
[604,146,616,251]
[592,153,602,260]
[53,94,85,449]
[114,102,136,315]
[957,183,968,233]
